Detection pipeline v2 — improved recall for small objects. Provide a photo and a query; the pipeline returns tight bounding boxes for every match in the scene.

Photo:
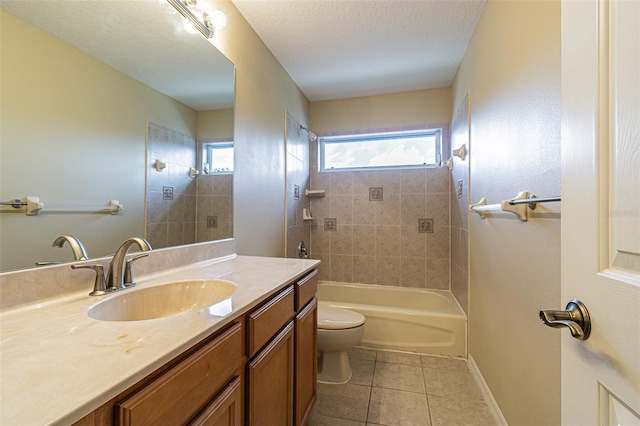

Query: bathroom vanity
[0,241,319,425]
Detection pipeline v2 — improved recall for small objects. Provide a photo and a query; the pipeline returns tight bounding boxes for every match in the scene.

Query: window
[319,129,441,171]
[203,142,234,174]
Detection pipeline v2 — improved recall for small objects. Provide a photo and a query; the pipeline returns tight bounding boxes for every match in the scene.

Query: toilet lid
[317,304,365,330]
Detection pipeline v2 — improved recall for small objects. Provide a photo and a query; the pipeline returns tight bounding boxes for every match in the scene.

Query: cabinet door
[295,298,317,426]
[116,322,242,426]
[247,322,294,426]
[189,376,242,426]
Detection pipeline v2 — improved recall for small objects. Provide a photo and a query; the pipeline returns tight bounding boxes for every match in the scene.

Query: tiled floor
[307,347,496,426]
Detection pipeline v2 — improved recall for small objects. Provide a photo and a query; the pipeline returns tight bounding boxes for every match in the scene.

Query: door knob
[539,299,591,340]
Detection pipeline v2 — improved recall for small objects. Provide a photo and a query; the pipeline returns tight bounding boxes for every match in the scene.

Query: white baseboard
[468,354,508,426]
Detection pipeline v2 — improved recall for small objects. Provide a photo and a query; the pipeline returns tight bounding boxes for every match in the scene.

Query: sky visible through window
[322,131,439,170]
[204,143,234,173]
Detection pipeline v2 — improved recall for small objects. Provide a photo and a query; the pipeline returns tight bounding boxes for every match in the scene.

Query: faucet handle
[124,254,148,287]
[71,264,107,296]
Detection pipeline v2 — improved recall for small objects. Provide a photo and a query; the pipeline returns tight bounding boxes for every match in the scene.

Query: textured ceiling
[1,0,235,111]
[231,0,486,101]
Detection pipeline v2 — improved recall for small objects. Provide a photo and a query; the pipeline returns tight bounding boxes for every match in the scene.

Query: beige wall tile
[426,226,450,260]
[400,257,426,288]
[352,225,376,257]
[352,170,376,196]
[401,168,427,193]
[331,225,353,255]
[312,253,331,281]
[331,195,354,225]
[426,193,450,227]
[375,193,401,225]
[353,194,376,225]
[426,168,451,194]
[375,225,401,257]
[331,171,354,194]
[311,227,332,254]
[400,193,426,226]
[353,256,376,284]
[376,256,401,286]
[309,166,451,290]
[375,169,401,193]
[331,255,353,282]
[426,259,449,290]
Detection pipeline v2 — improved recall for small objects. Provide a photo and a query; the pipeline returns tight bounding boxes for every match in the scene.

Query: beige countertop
[0,254,319,425]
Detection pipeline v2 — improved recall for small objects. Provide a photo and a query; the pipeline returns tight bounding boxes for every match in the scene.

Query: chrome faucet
[52,235,89,260]
[105,237,152,291]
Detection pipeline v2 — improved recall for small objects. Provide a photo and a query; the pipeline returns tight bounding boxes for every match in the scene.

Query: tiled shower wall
[146,123,197,249]
[309,142,451,289]
[450,96,470,313]
[285,113,311,258]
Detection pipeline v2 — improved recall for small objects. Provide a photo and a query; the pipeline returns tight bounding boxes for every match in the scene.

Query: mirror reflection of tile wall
[146,123,197,249]
[195,173,233,243]
[146,124,234,248]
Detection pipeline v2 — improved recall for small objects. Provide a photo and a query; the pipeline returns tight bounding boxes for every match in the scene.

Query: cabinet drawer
[247,286,294,358]
[294,270,318,311]
[117,322,243,426]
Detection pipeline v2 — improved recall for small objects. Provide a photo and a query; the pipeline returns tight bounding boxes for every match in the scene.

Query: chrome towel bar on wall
[469,191,561,222]
[0,197,123,216]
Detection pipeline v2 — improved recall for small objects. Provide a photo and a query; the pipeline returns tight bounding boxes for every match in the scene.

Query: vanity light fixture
[166,0,226,39]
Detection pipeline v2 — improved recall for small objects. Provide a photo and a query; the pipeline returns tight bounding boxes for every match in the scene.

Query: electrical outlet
[418,218,434,233]
[163,186,174,200]
[294,184,300,200]
[207,216,218,228]
[324,218,337,231]
[369,187,384,201]
[457,180,464,198]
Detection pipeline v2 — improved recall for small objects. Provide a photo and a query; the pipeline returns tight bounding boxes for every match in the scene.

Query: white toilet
[317,303,366,384]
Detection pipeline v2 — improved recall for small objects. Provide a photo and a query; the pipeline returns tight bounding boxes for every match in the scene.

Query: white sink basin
[88,279,237,321]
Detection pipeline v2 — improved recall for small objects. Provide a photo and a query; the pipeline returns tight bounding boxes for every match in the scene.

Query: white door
[559,0,640,424]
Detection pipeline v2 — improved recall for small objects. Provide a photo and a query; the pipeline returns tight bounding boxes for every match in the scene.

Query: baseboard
[467,354,508,426]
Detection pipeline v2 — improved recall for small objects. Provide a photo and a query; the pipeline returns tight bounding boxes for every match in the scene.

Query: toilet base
[317,350,352,384]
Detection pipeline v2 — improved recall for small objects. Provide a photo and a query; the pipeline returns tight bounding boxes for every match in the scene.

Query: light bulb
[209,10,227,29]
[183,19,199,34]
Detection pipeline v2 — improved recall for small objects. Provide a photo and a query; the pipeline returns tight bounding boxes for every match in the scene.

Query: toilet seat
[318,304,365,330]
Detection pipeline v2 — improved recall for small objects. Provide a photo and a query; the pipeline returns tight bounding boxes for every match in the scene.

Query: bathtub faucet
[298,241,308,259]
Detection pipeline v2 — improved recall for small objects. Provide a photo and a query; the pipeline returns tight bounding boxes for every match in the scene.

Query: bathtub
[317,281,467,358]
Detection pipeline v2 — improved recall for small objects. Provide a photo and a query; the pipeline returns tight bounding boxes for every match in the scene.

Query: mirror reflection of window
[203,142,234,174]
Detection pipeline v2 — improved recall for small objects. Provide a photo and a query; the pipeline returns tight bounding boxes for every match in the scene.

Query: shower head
[300,125,317,142]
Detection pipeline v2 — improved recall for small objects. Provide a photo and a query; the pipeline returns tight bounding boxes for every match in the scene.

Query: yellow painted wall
[207,0,310,257]
[309,88,451,135]
[452,1,561,424]
[198,108,234,140]
[0,10,196,271]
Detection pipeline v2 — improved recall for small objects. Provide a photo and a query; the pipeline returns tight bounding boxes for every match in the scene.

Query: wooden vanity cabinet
[293,270,318,426]
[72,321,244,426]
[72,269,319,426]
[245,269,319,426]
[245,286,295,425]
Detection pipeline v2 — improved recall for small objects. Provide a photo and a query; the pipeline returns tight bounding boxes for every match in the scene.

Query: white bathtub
[317,282,467,358]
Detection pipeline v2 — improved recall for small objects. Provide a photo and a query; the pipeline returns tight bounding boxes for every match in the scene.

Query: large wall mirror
[0,0,235,272]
